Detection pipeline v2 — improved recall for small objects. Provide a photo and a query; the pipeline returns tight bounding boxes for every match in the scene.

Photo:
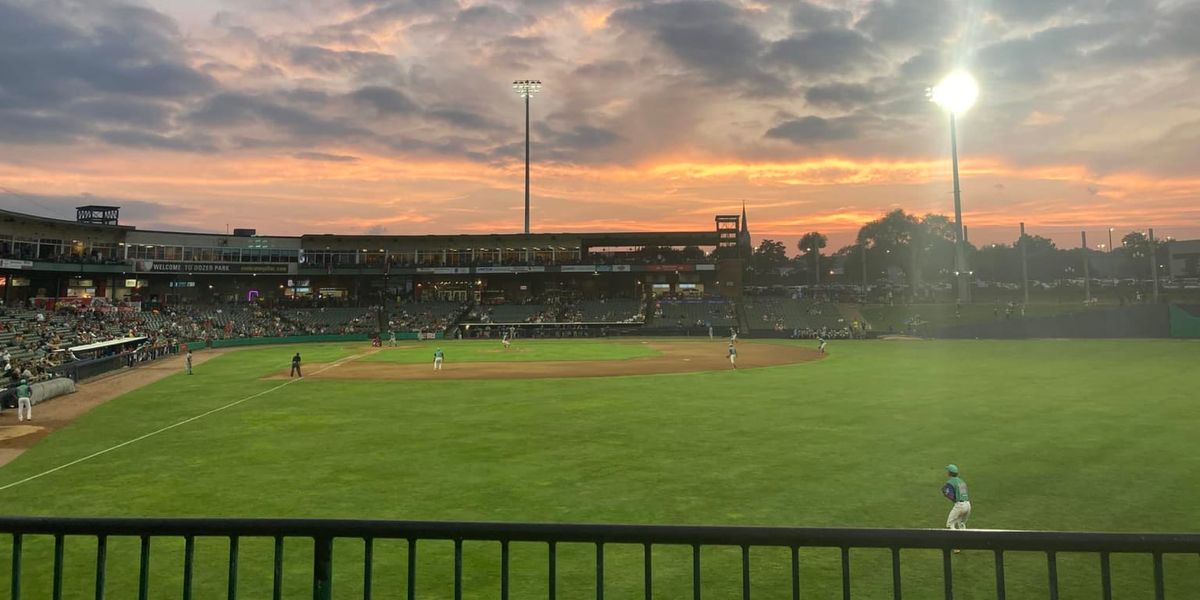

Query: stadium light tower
[929,70,979,304]
[513,79,542,234]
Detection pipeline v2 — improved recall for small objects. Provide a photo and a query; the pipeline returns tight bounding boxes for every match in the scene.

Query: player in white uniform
[817,336,826,354]
[502,330,511,349]
[433,347,444,371]
[730,328,738,344]
[942,464,972,553]
[727,343,737,368]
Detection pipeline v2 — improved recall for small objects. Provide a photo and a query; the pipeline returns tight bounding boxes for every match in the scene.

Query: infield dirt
[264,341,823,381]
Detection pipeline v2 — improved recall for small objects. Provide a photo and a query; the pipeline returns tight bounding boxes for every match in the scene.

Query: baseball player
[727,343,737,368]
[942,464,972,552]
[817,336,827,354]
[290,352,302,378]
[730,328,738,344]
[502,330,511,349]
[388,330,397,347]
[185,351,193,375]
[16,378,32,422]
[433,347,444,371]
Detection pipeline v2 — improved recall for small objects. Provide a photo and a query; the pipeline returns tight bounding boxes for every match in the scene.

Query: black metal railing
[1,517,1197,599]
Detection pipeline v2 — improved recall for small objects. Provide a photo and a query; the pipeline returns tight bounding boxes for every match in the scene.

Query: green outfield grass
[360,338,661,363]
[0,338,1197,598]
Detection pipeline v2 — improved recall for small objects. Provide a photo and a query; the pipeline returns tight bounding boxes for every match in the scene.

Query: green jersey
[944,477,969,502]
[434,350,444,359]
[16,383,32,399]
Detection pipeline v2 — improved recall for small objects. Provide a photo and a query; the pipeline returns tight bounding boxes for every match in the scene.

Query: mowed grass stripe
[0,339,1195,598]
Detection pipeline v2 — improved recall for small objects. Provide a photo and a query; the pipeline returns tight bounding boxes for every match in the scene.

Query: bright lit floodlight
[928,71,979,115]
[513,79,542,98]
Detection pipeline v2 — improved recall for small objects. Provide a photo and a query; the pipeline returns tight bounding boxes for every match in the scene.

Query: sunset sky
[0,0,1197,253]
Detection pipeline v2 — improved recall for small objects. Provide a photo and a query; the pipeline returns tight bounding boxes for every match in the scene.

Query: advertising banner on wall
[475,266,547,274]
[0,259,33,269]
[134,261,296,274]
[415,267,470,274]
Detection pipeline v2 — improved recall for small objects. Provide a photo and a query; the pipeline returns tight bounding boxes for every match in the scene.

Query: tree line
[750,209,1173,285]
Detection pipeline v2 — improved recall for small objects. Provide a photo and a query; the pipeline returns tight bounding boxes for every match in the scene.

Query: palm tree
[798,232,828,284]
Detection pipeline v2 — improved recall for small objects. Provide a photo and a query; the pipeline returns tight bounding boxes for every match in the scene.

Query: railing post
[407,539,416,600]
[273,537,284,600]
[11,533,22,600]
[183,536,194,600]
[313,536,332,600]
[138,535,151,600]
[363,537,373,600]
[791,546,800,600]
[454,539,463,600]
[1153,552,1164,600]
[942,548,952,600]
[891,547,901,600]
[842,547,851,600]
[53,534,65,600]
[993,550,1005,600]
[692,544,701,600]
[228,536,239,600]
[742,545,751,600]
[596,542,605,600]
[643,543,652,600]
[1099,552,1111,600]
[500,540,510,600]
[95,535,107,600]
[1046,552,1058,600]
[548,541,557,600]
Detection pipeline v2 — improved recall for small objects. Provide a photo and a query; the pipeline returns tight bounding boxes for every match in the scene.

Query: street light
[929,70,979,304]
[513,79,542,234]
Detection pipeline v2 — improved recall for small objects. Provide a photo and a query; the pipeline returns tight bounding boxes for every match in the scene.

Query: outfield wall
[1169,305,1200,338]
[935,304,1171,339]
[183,332,441,349]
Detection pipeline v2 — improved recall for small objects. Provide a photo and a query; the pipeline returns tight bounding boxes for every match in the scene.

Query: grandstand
[742,296,852,334]
[650,296,738,327]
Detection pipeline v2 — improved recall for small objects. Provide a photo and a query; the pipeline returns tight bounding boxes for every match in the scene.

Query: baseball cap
[945,464,959,474]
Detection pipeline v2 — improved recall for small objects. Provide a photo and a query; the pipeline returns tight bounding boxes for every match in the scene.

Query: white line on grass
[0,350,371,492]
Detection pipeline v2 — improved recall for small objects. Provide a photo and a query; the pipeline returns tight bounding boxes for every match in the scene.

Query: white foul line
[0,351,370,493]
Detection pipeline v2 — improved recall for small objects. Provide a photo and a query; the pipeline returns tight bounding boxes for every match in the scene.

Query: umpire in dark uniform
[290,353,302,378]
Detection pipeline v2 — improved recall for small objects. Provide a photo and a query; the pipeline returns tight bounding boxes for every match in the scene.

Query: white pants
[729,355,736,366]
[947,501,971,529]
[17,397,32,421]
[434,357,443,370]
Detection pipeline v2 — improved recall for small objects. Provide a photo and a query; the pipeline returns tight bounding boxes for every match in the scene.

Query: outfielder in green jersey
[942,463,972,552]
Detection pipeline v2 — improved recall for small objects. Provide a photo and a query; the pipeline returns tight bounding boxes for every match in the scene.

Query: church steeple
[738,200,751,250]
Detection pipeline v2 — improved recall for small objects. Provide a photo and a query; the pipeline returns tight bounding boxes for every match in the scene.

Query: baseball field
[0,338,1196,598]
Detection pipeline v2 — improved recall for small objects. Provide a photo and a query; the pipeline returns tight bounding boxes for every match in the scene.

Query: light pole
[513,79,542,234]
[929,71,979,304]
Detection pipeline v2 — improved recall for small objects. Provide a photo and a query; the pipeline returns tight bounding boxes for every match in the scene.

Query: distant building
[1168,239,1200,278]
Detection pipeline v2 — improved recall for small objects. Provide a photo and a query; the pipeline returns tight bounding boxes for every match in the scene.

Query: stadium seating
[651,297,738,327]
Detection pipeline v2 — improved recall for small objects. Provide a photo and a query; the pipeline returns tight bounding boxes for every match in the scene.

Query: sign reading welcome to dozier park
[134,261,295,274]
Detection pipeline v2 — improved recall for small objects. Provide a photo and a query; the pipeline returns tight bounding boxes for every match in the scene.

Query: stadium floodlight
[513,79,542,235]
[928,71,979,115]
[928,70,979,304]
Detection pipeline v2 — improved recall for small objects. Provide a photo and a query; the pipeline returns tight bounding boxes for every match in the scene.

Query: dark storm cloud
[427,107,505,132]
[452,3,527,32]
[486,35,556,70]
[789,1,852,31]
[537,124,623,151]
[188,93,371,139]
[98,130,218,153]
[608,0,788,96]
[856,0,953,47]
[0,0,214,147]
[976,22,1122,85]
[765,116,860,143]
[289,45,397,73]
[0,190,182,222]
[350,86,419,115]
[804,82,879,110]
[573,60,635,80]
[767,29,877,75]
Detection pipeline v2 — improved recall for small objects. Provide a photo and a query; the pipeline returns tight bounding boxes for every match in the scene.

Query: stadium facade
[0,206,749,307]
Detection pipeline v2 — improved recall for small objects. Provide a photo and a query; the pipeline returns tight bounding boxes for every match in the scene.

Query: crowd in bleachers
[651,294,738,327]
[389,301,466,333]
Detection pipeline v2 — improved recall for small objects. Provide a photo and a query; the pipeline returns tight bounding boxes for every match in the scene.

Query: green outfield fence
[182,332,442,350]
[1168,305,1200,338]
[1,517,1198,600]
